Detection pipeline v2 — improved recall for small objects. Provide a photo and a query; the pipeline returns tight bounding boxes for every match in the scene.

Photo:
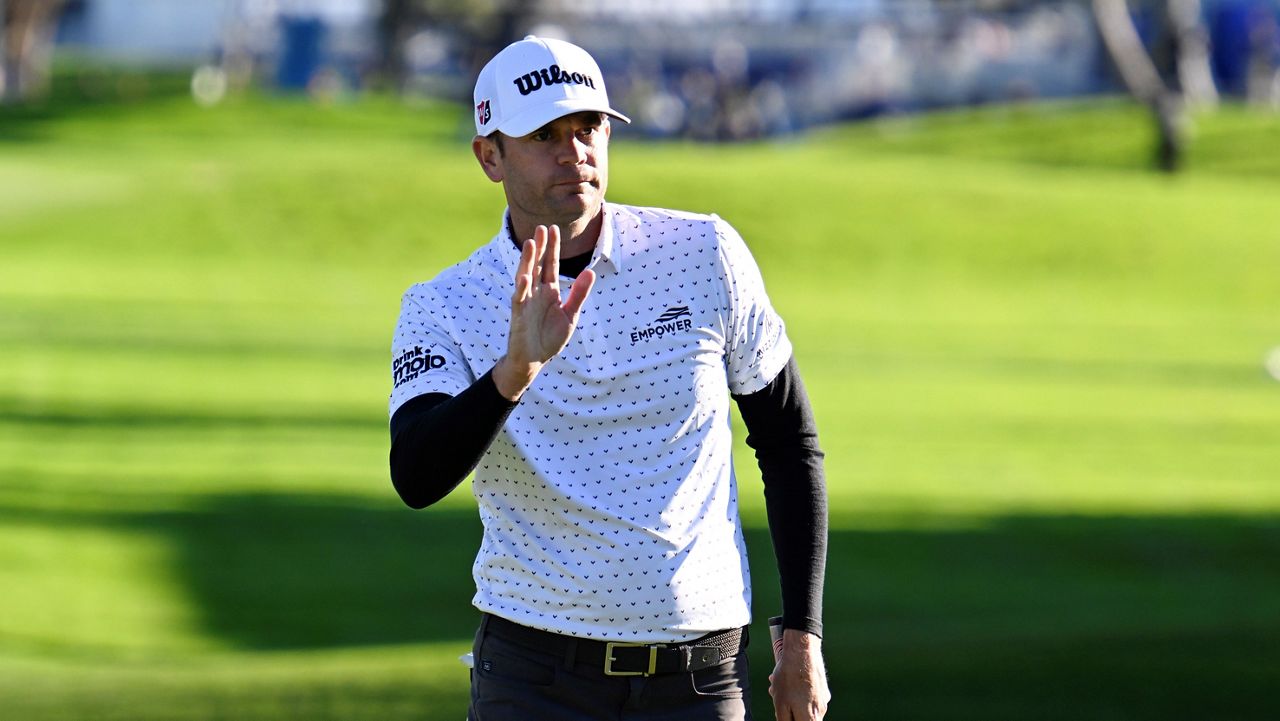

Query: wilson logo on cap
[476,99,491,126]
[512,64,597,96]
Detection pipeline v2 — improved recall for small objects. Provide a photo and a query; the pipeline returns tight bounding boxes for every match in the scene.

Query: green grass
[2,89,1279,720]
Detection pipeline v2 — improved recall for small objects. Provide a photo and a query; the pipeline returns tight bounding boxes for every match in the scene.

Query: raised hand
[493,224,596,400]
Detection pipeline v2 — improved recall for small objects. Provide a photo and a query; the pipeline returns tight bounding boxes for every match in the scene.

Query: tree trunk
[377,0,413,92]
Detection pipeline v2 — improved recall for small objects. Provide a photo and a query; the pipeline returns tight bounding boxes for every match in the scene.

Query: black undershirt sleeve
[732,355,828,638]
[388,369,517,509]
[388,251,592,509]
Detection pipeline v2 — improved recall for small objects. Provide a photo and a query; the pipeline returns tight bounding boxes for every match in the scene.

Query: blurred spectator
[39,0,1280,136]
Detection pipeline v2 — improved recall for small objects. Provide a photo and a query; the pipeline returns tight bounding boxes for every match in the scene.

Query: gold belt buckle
[604,642,662,676]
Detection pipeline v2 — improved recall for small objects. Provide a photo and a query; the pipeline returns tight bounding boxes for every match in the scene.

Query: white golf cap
[473,35,631,138]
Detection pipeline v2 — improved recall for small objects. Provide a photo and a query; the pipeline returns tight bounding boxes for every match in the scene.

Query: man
[389,35,830,721]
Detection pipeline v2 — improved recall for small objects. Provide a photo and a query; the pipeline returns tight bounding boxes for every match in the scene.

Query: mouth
[556,177,597,189]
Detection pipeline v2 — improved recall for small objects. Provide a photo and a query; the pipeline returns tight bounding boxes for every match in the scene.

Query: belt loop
[563,637,578,670]
[680,645,694,671]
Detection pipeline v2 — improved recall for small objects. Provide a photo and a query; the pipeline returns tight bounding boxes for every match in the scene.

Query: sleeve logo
[393,345,446,388]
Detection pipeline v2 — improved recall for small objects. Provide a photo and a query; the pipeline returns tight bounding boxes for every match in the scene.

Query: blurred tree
[1093,0,1218,172]
[1,0,65,103]
[377,0,415,91]
[377,0,539,93]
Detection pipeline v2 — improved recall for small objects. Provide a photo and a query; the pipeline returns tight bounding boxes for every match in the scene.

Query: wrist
[492,355,541,400]
[781,628,822,654]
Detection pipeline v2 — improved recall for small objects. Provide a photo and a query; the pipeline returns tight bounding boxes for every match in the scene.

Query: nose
[558,135,589,165]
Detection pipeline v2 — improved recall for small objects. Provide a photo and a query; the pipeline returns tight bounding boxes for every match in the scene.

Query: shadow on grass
[133,494,483,649]
[787,513,1280,721]
[11,493,1279,720]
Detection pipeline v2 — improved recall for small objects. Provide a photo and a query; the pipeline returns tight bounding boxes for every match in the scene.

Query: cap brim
[496,98,631,138]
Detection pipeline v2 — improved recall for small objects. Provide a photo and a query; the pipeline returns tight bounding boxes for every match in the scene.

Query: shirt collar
[494,203,624,277]
[495,209,522,278]
[591,202,623,274]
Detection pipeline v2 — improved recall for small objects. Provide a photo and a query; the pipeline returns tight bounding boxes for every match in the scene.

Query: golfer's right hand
[493,224,595,400]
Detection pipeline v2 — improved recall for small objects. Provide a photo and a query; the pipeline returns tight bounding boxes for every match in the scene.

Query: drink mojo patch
[393,345,446,388]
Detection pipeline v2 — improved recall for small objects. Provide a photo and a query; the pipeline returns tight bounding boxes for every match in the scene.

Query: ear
[472,135,504,183]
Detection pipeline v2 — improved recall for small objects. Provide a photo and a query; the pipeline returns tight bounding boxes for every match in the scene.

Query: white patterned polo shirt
[389,202,792,643]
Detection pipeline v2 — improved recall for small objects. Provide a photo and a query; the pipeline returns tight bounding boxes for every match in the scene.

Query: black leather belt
[482,613,747,677]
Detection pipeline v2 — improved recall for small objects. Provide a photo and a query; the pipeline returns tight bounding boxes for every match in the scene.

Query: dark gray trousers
[467,614,752,721]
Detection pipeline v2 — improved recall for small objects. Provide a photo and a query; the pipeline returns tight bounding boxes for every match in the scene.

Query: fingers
[516,224,592,320]
[514,238,536,302]
[515,226,554,303]
[561,268,595,319]
[543,224,560,285]
[519,225,560,293]
[532,225,549,287]
[773,693,824,721]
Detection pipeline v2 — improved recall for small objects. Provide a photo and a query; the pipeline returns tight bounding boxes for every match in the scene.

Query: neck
[509,208,604,258]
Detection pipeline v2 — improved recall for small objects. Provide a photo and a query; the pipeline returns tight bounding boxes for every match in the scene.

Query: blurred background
[11,0,1280,142]
[2,1,1279,720]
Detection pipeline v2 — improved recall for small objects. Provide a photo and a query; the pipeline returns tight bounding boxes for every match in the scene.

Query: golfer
[389,35,830,721]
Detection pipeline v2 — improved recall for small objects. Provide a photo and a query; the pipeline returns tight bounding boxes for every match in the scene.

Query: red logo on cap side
[476,99,491,126]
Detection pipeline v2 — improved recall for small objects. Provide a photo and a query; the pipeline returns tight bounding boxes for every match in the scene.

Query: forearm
[388,368,517,508]
[763,454,828,636]
[491,354,543,401]
[734,355,828,637]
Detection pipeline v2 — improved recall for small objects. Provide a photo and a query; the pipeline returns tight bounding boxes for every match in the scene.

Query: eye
[530,129,552,142]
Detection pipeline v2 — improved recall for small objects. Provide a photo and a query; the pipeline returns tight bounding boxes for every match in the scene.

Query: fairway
[2,92,1279,720]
